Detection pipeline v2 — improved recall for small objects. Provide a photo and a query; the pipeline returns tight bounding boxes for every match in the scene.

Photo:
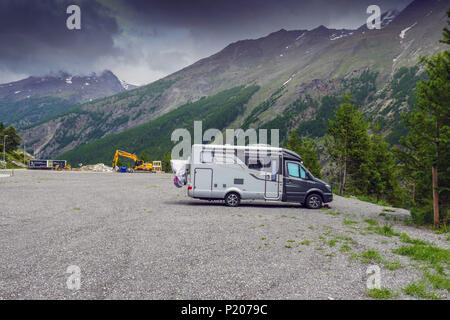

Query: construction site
[22,149,163,173]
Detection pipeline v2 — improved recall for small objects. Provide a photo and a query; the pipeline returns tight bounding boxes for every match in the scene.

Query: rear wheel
[305,193,322,209]
[225,192,240,207]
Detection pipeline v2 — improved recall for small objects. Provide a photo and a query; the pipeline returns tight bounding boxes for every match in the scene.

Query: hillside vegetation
[60,85,260,164]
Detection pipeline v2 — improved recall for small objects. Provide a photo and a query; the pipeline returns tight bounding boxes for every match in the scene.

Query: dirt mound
[79,163,113,172]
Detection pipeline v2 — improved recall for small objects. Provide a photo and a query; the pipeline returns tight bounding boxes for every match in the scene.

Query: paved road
[0,170,448,299]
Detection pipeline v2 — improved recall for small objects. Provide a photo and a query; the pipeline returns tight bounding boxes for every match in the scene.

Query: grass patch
[285,245,292,249]
[399,233,429,245]
[73,207,81,210]
[392,244,450,268]
[382,208,396,212]
[300,240,311,246]
[404,281,440,299]
[356,195,390,206]
[424,272,450,291]
[383,260,403,271]
[340,244,351,253]
[287,239,295,243]
[328,240,337,247]
[379,212,386,217]
[343,218,359,225]
[364,218,378,226]
[360,249,382,264]
[325,211,341,216]
[375,224,399,237]
[366,288,393,299]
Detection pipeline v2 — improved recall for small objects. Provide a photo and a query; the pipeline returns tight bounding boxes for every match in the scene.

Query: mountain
[18,0,449,161]
[0,70,132,128]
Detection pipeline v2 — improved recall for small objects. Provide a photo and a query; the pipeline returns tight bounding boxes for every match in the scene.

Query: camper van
[174,144,332,208]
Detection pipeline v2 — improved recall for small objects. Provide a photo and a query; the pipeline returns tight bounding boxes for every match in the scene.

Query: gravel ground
[0,170,448,300]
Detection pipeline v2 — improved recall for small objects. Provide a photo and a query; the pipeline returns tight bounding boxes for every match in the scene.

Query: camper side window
[200,151,213,163]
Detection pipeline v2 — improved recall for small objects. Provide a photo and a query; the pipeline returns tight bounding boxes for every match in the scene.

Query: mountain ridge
[14,0,449,159]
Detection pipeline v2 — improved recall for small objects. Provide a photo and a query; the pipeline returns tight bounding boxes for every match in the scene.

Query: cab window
[300,166,307,179]
[287,162,308,179]
[287,162,300,178]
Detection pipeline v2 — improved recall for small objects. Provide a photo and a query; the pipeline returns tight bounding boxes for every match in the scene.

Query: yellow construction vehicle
[112,150,153,172]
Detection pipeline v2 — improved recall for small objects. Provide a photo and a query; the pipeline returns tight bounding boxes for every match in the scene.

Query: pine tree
[326,95,370,195]
[286,131,322,178]
[439,9,450,45]
[298,138,322,179]
[398,52,450,227]
[285,131,302,155]
[0,125,21,153]
[367,124,400,203]
[162,152,172,173]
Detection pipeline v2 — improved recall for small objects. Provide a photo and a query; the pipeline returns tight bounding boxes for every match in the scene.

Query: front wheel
[305,193,323,209]
[225,192,240,207]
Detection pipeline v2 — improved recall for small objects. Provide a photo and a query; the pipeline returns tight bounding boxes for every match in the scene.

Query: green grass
[360,249,382,264]
[340,244,351,253]
[356,195,390,207]
[404,281,440,299]
[374,224,399,237]
[382,208,396,212]
[399,233,429,245]
[424,272,450,291]
[300,240,311,246]
[343,218,359,225]
[364,218,378,226]
[383,260,403,271]
[392,244,450,268]
[73,207,81,210]
[324,210,341,216]
[366,288,393,299]
[328,240,337,247]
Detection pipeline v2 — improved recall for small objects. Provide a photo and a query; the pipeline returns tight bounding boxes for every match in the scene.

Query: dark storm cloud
[116,0,413,37]
[0,0,120,79]
[0,0,413,84]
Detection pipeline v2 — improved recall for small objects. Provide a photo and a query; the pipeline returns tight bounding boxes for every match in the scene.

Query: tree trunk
[432,164,439,228]
[341,159,347,195]
[432,117,440,228]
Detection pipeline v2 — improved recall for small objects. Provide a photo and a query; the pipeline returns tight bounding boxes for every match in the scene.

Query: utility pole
[3,134,8,163]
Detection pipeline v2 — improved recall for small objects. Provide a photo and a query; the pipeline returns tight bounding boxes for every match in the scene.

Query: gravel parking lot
[0,170,448,299]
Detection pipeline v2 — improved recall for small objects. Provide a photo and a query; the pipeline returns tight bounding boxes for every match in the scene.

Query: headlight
[325,184,331,191]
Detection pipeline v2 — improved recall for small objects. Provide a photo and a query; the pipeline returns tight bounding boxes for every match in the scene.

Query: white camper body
[184,144,333,208]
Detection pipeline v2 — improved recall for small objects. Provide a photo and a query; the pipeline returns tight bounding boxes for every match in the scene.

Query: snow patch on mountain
[399,22,417,39]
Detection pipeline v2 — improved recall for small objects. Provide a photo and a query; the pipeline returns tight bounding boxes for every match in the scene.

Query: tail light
[188,186,192,190]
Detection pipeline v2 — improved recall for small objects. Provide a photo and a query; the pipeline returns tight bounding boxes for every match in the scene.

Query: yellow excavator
[112,150,153,172]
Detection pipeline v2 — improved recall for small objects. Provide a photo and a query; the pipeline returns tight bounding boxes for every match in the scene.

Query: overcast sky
[0,0,413,85]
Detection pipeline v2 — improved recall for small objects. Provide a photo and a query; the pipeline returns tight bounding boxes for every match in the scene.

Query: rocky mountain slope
[18,0,449,159]
[0,70,135,129]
